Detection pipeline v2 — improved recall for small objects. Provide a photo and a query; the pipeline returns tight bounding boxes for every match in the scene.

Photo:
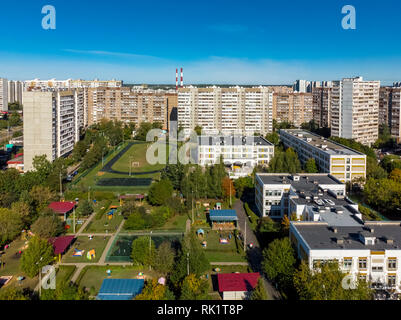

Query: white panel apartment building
[0,78,8,111]
[23,90,84,172]
[178,86,273,136]
[7,80,23,104]
[24,78,122,90]
[280,129,366,183]
[198,136,274,178]
[330,77,380,146]
[290,221,401,293]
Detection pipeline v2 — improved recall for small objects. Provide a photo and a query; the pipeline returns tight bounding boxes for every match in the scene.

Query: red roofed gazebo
[217,273,260,300]
[48,201,76,221]
[48,235,75,262]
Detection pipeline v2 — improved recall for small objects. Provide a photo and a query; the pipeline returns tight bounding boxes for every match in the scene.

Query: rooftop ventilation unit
[332,227,338,233]
[292,175,300,181]
[336,208,344,214]
[336,238,344,245]
[385,238,394,245]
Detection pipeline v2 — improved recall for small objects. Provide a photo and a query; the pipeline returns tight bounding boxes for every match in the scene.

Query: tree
[221,177,235,201]
[194,125,202,136]
[11,201,33,227]
[77,200,93,217]
[367,157,388,179]
[180,274,209,300]
[135,279,175,300]
[265,132,280,146]
[148,179,174,206]
[389,168,401,183]
[250,278,268,300]
[8,112,22,127]
[20,236,54,278]
[29,185,55,212]
[305,158,318,173]
[0,208,23,246]
[131,236,155,267]
[153,241,175,274]
[268,148,302,173]
[294,261,373,300]
[31,214,64,239]
[41,281,88,300]
[135,122,153,141]
[234,176,253,199]
[125,211,147,230]
[262,238,296,290]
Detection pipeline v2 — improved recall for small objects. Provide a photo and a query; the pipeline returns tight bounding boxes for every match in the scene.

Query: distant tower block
[176,68,178,91]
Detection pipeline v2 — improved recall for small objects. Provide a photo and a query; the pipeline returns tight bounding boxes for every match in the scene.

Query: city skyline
[1,0,401,84]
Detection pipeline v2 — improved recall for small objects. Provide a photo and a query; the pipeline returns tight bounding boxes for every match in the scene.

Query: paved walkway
[234,200,282,300]
[99,219,125,264]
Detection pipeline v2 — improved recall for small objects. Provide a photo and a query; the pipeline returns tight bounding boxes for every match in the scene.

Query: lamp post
[149,231,152,271]
[187,252,190,276]
[37,257,43,298]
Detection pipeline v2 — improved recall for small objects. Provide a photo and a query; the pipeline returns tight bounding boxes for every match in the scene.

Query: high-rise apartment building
[24,78,122,91]
[330,77,380,146]
[23,90,84,172]
[272,91,313,127]
[379,86,401,142]
[293,80,310,93]
[177,86,273,136]
[87,87,177,129]
[0,78,8,111]
[8,80,23,104]
[312,87,332,128]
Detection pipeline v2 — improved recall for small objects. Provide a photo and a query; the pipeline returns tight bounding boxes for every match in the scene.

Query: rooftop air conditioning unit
[336,238,344,245]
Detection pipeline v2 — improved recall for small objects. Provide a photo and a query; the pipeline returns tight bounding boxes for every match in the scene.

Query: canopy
[48,236,75,255]
[209,209,238,221]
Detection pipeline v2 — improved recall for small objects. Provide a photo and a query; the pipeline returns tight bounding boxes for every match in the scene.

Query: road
[234,200,282,300]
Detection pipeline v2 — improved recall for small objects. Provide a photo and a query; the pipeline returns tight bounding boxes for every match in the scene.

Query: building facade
[312,87,332,128]
[0,78,8,111]
[330,77,380,146]
[280,129,366,183]
[23,90,84,171]
[87,87,177,129]
[197,136,274,178]
[7,80,23,104]
[255,173,354,219]
[290,221,401,293]
[272,91,313,127]
[379,86,401,143]
[178,86,273,136]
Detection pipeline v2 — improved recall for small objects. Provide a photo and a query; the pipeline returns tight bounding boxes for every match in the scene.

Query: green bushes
[125,206,174,230]
[244,202,259,229]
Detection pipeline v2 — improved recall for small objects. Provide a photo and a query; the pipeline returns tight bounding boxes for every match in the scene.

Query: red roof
[217,273,260,292]
[48,202,76,214]
[48,236,75,255]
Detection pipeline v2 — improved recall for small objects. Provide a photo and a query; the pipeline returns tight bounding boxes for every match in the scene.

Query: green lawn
[200,230,247,263]
[62,236,109,263]
[77,265,157,294]
[111,141,167,173]
[55,265,76,285]
[85,211,124,233]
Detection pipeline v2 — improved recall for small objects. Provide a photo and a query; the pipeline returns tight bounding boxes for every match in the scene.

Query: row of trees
[130,233,211,300]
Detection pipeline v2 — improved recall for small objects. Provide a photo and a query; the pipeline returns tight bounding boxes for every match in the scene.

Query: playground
[62,236,109,264]
[77,265,158,295]
[84,206,124,233]
[196,229,246,263]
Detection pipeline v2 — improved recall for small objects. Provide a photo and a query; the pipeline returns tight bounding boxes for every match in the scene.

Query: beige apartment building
[177,86,273,136]
[379,86,401,143]
[272,90,313,127]
[0,78,8,111]
[312,87,332,128]
[23,90,85,172]
[330,77,380,146]
[87,87,177,129]
[24,78,122,90]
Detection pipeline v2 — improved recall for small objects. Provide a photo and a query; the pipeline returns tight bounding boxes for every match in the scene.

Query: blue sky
[1,0,401,84]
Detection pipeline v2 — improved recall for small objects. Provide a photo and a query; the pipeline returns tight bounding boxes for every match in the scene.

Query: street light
[36,257,43,298]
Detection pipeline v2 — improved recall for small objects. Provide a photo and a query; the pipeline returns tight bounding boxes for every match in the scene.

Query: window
[372,266,383,272]
[388,259,397,270]
[359,274,367,281]
[358,258,367,270]
[388,275,397,287]
[343,258,352,269]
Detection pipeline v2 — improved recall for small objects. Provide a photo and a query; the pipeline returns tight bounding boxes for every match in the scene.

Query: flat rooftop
[280,129,364,156]
[256,173,343,187]
[292,222,401,250]
[198,136,273,147]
